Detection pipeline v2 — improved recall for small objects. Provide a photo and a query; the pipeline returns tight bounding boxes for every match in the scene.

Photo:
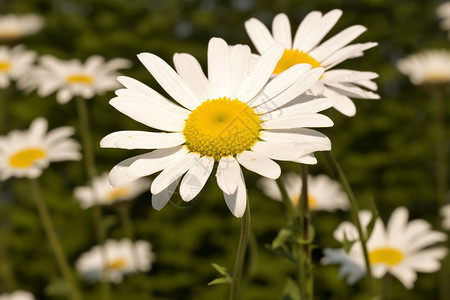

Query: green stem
[324,151,375,298]
[276,179,295,219]
[0,184,15,291]
[30,179,82,300]
[229,201,250,300]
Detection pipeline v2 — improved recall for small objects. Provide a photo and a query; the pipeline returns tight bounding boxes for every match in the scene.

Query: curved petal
[173,53,210,103]
[223,165,247,218]
[216,156,240,195]
[245,18,276,54]
[207,38,231,99]
[272,13,292,48]
[237,150,281,179]
[152,178,180,211]
[179,156,214,201]
[100,131,185,149]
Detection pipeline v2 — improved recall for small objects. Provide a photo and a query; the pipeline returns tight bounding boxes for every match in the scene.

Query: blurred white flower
[0,14,44,41]
[19,55,132,104]
[437,2,450,39]
[245,10,379,117]
[75,239,154,283]
[0,117,81,180]
[397,50,450,86]
[322,207,448,289]
[0,45,37,88]
[0,291,35,300]
[74,173,150,209]
[257,173,349,211]
[440,204,450,230]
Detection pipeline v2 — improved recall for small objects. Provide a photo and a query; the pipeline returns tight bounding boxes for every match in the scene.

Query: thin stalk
[30,179,82,300]
[276,179,295,219]
[0,186,15,291]
[324,151,375,298]
[229,201,250,300]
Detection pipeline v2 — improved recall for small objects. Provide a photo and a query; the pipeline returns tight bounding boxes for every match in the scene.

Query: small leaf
[342,231,356,253]
[365,204,380,241]
[272,225,295,249]
[208,277,232,286]
[211,263,232,277]
[281,277,301,300]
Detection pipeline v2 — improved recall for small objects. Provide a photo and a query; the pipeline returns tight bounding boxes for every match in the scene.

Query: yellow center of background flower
[291,194,317,209]
[106,187,131,202]
[9,148,46,168]
[66,74,93,85]
[0,61,11,73]
[106,257,127,270]
[0,30,20,39]
[369,247,404,266]
[183,97,261,161]
[424,71,450,83]
[273,49,321,74]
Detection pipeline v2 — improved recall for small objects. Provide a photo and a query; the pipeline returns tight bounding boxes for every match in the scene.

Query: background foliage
[1,0,450,299]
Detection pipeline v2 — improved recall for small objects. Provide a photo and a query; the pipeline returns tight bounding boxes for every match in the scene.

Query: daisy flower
[0,45,37,88]
[440,204,450,230]
[322,207,448,289]
[437,2,450,38]
[0,117,81,180]
[101,37,335,217]
[397,49,450,87]
[257,172,349,211]
[245,10,379,117]
[74,173,150,209]
[75,238,154,283]
[18,55,132,104]
[0,14,44,41]
[0,291,35,300]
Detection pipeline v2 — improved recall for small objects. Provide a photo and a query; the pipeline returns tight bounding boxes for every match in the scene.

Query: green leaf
[208,277,232,286]
[281,277,301,300]
[272,225,295,249]
[208,263,232,285]
[342,231,356,253]
[365,203,380,241]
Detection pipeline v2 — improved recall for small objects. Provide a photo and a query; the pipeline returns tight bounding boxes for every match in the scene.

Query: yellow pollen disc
[369,247,404,266]
[106,257,127,270]
[0,61,11,73]
[0,30,20,39]
[9,148,46,168]
[291,194,316,209]
[183,97,261,161]
[424,71,450,84]
[273,48,321,75]
[66,74,93,85]
[106,187,131,202]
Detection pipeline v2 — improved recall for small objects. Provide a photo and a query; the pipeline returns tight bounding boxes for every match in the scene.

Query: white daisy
[0,291,35,300]
[0,45,37,88]
[101,37,336,218]
[0,14,44,41]
[74,172,150,209]
[322,207,448,289]
[437,2,450,39]
[397,49,450,86]
[440,204,450,230]
[75,238,154,283]
[245,10,379,116]
[257,172,349,211]
[18,55,132,104]
[0,117,81,180]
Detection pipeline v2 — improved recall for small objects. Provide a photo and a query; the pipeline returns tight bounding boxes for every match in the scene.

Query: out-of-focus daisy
[245,10,379,117]
[0,117,81,180]
[440,204,450,230]
[75,238,154,283]
[0,14,44,41]
[101,37,335,217]
[74,173,149,209]
[322,207,448,289]
[18,55,131,104]
[0,291,35,300]
[257,173,349,211]
[0,45,37,88]
[397,50,450,87]
[437,2,450,39]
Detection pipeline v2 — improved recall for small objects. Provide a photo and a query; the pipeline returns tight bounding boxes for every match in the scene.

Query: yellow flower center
[424,71,450,84]
[66,74,93,85]
[183,97,261,161]
[9,148,46,168]
[0,30,20,39]
[273,49,321,75]
[0,61,11,73]
[106,257,127,270]
[291,194,317,209]
[369,247,404,266]
[106,187,131,202]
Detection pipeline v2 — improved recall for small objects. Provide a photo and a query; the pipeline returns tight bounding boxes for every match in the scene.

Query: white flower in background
[0,14,44,41]
[0,291,35,300]
[322,207,448,289]
[18,55,132,104]
[0,45,37,88]
[440,204,450,230]
[74,173,150,209]
[0,117,81,180]
[397,50,450,86]
[245,10,379,117]
[75,239,154,283]
[257,173,349,211]
[101,37,335,218]
[437,2,450,39]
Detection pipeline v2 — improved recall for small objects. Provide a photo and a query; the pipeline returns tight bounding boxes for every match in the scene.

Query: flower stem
[0,184,15,292]
[324,151,375,298]
[229,201,250,300]
[30,178,83,300]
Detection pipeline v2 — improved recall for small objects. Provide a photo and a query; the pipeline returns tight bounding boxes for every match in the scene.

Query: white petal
[251,141,328,162]
[208,38,231,99]
[173,53,210,102]
[216,156,240,195]
[229,45,251,99]
[272,13,292,49]
[261,97,335,121]
[152,179,180,211]
[223,166,247,218]
[100,131,185,149]
[179,156,214,201]
[262,113,333,129]
[108,153,158,187]
[321,42,377,69]
[292,11,323,50]
[323,89,356,117]
[245,18,276,54]
[259,128,331,148]
[237,150,281,179]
